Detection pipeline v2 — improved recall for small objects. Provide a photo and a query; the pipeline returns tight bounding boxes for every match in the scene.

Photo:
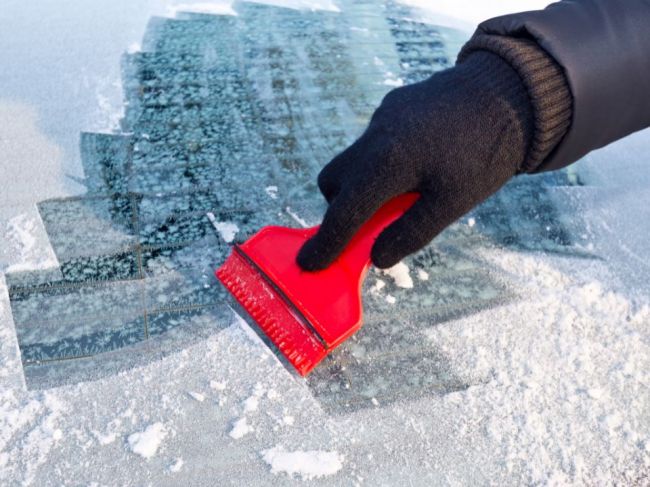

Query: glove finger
[371,193,442,269]
[297,181,389,271]
[317,140,366,203]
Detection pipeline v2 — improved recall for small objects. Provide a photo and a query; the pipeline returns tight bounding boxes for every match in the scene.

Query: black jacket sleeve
[460,0,650,173]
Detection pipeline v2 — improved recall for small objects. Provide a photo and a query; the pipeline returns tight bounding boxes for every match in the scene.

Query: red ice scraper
[216,193,418,376]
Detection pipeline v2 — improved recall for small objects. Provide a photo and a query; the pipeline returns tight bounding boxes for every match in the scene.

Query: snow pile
[187,391,205,402]
[243,383,265,413]
[166,1,237,17]
[427,248,650,484]
[0,391,67,485]
[229,417,252,439]
[229,383,267,439]
[169,458,184,473]
[261,446,344,480]
[285,207,309,228]
[127,423,167,459]
[210,380,227,391]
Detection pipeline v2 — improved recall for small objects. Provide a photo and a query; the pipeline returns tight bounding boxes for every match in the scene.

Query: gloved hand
[297,50,536,271]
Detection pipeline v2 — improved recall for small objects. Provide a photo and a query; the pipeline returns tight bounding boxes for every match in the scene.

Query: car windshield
[1,1,648,485]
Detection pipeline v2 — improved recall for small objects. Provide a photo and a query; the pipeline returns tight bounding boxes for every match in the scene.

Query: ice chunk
[169,458,184,473]
[187,391,205,402]
[207,212,239,243]
[127,423,166,459]
[229,418,251,439]
[381,262,414,289]
[261,446,344,480]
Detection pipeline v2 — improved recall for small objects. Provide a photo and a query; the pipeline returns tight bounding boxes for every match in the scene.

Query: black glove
[297,50,536,271]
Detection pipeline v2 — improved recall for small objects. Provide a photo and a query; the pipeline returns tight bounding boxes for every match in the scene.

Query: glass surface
[5,1,583,410]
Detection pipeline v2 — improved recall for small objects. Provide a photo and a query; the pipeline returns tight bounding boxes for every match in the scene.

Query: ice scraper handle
[325,192,420,274]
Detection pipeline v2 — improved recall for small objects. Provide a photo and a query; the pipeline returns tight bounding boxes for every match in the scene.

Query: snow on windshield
[0,1,648,485]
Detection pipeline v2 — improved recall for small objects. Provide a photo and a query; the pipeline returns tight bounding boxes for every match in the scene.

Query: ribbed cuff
[457,33,573,173]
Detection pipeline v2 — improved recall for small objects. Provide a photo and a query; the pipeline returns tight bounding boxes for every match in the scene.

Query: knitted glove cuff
[457,33,573,173]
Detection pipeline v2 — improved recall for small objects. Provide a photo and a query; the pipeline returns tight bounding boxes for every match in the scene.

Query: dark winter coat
[468,0,650,172]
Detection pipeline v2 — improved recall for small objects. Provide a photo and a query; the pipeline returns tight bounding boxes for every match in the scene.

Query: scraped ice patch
[261,446,344,480]
[126,42,140,54]
[265,185,279,199]
[127,423,167,459]
[229,417,252,439]
[381,262,413,288]
[207,212,239,243]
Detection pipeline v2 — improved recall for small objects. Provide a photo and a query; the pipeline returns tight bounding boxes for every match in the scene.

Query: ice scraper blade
[215,193,418,376]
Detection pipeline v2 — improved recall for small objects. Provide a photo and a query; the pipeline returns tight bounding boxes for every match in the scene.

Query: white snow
[210,380,227,391]
[93,430,117,446]
[285,207,309,228]
[3,212,59,273]
[265,185,279,199]
[127,423,167,459]
[381,262,414,289]
[425,248,650,484]
[385,295,396,304]
[261,446,344,480]
[229,417,252,439]
[243,384,265,413]
[169,458,184,473]
[369,278,386,294]
[188,391,205,402]
[416,269,429,281]
[1,1,649,486]
[244,395,259,413]
[467,217,476,227]
[166,2,237,17]
[206,212,239,243]
[383,77,404,87]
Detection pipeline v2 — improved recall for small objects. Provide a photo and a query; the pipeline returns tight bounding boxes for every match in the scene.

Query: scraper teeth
[216,253,328,376]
